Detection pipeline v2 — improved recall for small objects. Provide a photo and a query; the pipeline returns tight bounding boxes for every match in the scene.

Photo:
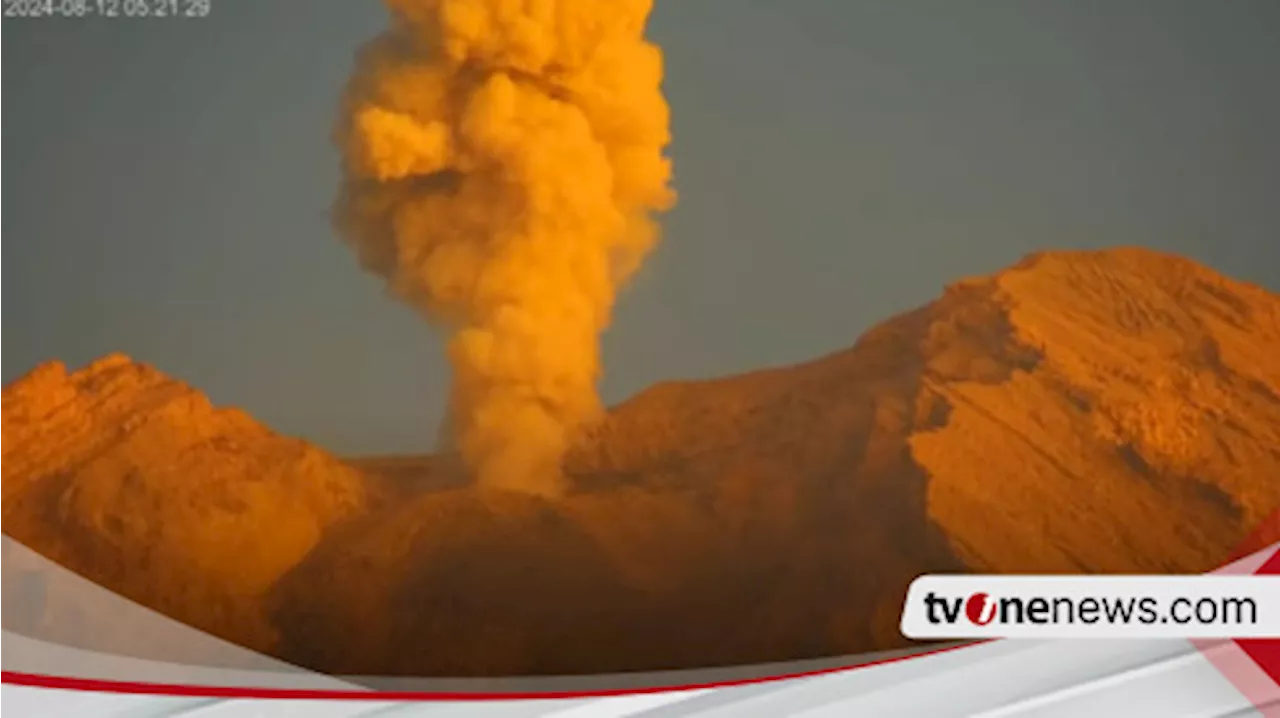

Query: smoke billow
[334,0,676,497]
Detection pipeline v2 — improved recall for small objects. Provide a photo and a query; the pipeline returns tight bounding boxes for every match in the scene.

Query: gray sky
[5,1,1279,455]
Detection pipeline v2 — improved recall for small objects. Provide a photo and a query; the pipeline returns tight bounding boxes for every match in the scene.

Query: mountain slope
[567,247,1280,575]
[914,249,1280,573]
[4,247,1279,676]
[284,247,1280,674]
[1,355,371,652]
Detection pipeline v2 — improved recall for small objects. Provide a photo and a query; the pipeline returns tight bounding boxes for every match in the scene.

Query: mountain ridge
[5,246,1279,675]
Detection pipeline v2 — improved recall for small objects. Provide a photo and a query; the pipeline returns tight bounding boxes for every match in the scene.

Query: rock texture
[1,355,369,652]
[913,250,1280,573]
[4,247,1279,676]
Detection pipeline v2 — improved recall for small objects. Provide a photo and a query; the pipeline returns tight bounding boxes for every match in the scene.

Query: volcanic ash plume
[333,0,676,497]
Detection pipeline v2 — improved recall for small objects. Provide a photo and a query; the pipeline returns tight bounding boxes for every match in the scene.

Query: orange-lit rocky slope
[5,247,1279,675]
[1,355,370,653]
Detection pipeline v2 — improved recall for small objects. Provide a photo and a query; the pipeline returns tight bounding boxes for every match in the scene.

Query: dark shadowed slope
[5,248,1280,676]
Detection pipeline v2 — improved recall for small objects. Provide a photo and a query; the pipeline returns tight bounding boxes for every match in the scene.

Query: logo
[964,592,997,625]
[901,575,1278,640]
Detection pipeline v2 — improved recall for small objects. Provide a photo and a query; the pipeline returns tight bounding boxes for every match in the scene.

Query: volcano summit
[4,247,1279,675]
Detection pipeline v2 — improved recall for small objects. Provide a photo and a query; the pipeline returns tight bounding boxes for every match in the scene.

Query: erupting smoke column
[334,0,676,497]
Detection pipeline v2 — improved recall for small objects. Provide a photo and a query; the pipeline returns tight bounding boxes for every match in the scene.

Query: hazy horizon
[6,1,1280,455]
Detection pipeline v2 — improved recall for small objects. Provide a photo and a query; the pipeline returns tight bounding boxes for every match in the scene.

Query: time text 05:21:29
[4,0,212,19]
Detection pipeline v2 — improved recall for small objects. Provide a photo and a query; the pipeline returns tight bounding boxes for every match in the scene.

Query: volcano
[5,247,1279,676]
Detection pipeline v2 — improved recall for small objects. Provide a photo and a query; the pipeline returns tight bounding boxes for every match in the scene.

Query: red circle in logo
[965,592,995,625]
